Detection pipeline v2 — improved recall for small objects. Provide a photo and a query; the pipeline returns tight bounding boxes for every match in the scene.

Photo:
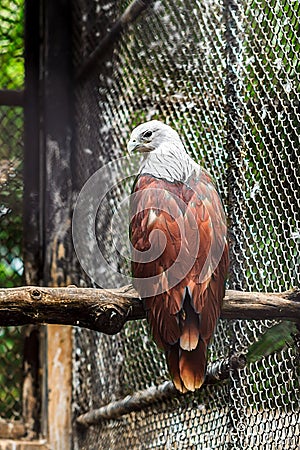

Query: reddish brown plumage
[130,172,229,392]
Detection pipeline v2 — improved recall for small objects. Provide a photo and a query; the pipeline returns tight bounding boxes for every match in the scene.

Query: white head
[127,120,184,154]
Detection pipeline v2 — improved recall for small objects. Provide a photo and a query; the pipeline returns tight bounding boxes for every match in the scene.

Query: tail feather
[166,344,188,393]
[179,291,200,351]
[167,340,207,393]
[179,340,206,391]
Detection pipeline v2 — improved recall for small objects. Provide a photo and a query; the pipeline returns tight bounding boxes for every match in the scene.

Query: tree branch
[76,354,247,426]
[0,285,299,333]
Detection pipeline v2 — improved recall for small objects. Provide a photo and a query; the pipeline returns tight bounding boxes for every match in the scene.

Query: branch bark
[0,285,299,334]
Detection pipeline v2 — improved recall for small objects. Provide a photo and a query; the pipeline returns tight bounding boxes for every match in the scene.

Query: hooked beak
[127,140,154,154]
[127,140,139,154]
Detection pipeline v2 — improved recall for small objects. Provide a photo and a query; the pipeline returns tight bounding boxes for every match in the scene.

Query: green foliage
[243,322,299,411]
[247,322,297,363]
[0,0,24,89]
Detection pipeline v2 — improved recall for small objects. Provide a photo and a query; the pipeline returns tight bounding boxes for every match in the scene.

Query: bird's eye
[143,130,153,139]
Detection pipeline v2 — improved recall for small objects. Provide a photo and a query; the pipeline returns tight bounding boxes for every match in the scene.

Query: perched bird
[128,120,229,393]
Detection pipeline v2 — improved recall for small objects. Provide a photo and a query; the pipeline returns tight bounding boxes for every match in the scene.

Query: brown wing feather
[130,172,229,392]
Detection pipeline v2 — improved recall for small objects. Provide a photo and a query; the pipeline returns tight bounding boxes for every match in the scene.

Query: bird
[127,120,229,393]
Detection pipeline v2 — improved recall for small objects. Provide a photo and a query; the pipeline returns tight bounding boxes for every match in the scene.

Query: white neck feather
[140,140,198,183]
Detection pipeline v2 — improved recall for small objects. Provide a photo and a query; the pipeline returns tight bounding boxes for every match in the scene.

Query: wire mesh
[72,0,300,448]
[0,107,24,420]
[0,0,25,422]
[0,326,23,420]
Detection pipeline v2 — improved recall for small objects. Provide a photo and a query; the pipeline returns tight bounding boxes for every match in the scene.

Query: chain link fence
[0,0,24,422]
[70,0,300,448]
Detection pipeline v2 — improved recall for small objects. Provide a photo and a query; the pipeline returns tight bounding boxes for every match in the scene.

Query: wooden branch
[0,285,299,334]
[76,354,247,426]
[77,0,153,80]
